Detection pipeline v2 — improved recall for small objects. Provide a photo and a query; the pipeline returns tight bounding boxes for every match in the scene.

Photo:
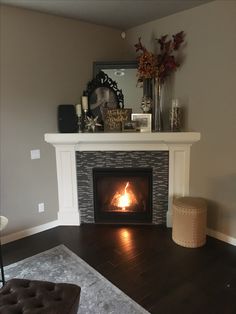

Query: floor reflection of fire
[110,182,138,212]
[118,228,134,256]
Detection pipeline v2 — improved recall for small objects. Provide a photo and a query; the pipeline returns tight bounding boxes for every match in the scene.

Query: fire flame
[118,182,130,210]
[111,182,138,211]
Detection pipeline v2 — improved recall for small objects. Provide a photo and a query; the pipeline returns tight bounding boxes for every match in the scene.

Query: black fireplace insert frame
[93,167,153,223]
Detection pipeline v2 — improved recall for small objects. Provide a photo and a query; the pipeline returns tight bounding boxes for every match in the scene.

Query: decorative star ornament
[86,116,102,132]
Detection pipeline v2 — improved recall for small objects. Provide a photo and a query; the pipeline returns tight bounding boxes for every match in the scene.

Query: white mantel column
[55,144,80,225]
[167,144,191,227]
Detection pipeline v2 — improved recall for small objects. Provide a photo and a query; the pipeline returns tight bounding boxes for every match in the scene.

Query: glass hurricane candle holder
[169,106,183,132]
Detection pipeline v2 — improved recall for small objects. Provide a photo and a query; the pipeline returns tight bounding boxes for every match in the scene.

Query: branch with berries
[135,31,185,85]
[135,37,157,83]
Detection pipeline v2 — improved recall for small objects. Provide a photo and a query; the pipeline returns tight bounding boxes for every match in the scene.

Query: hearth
[93,168,152,223]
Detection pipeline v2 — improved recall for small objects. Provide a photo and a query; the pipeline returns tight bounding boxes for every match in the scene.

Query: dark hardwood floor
[2,225,236,314]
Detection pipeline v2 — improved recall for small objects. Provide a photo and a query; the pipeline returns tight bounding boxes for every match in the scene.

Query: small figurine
[86,116,102,132]
[141,96,152,113]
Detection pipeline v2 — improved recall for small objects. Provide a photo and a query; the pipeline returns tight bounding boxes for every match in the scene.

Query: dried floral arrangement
[135,31,185,85]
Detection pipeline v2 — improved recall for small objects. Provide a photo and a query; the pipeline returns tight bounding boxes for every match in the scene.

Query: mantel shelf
[45,132,200,146]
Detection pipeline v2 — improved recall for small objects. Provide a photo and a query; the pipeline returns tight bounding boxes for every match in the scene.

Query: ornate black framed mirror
[93,61,142,114]
[86,71,124,123]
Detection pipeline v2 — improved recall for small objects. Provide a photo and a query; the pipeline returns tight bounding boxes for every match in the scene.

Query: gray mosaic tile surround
[76,151,169,224]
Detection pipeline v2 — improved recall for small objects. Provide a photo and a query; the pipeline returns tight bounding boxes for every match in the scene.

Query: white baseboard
[207,228,236,246]
[1,220,59,244]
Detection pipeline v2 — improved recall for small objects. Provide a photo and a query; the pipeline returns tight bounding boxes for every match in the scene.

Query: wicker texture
[172,197,207,248]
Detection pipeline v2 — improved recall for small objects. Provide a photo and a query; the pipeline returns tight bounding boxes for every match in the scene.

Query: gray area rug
[5,245,149,314]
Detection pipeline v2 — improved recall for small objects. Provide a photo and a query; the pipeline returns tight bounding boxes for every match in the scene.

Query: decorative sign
[104,109,132,132]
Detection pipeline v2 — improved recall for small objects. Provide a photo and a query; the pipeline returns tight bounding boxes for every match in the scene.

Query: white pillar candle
[82,96,88,110]
[76,104,82,116]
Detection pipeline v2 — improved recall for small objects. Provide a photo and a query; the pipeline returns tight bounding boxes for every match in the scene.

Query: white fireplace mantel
[45,132,200,227]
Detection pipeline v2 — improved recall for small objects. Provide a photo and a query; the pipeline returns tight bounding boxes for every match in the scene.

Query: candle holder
[77,115,82,133]
[83,109,89,132]
[169,106,183,132]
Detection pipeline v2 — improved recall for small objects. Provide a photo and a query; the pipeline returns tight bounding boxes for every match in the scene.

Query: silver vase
[152,77,163,132]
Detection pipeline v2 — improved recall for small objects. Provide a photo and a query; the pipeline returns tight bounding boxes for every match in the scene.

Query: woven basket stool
[172,197,207,248]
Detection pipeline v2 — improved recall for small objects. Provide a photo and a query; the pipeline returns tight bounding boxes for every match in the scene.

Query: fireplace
[45,132,201,226]
[93,168,152,223]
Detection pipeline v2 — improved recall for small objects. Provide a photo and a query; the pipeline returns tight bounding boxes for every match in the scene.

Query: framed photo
[85,71,124,124]
[103,108,132,132]
[131,113,152,132]
[122,120,139,132]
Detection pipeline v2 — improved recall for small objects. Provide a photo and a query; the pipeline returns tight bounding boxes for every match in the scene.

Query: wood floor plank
[2,225,236,313]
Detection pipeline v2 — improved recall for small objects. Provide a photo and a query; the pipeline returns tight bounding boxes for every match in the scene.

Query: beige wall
[0,5,131,234]
[127,0,236,237]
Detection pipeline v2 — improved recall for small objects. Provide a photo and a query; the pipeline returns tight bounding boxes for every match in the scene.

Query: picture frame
[131,113,152,132]
[85,71,124,124]
[122,120,139,132]
[103,108,132,132]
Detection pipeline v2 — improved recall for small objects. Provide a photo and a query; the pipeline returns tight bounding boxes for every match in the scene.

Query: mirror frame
[86,71,124,122]
[93,61,138,77]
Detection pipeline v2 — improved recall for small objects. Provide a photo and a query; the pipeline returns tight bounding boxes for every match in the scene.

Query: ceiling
[0,0,214,30]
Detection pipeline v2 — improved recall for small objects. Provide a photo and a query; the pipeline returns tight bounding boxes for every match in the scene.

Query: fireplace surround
[76,151,169,224]
[45,132,201,227]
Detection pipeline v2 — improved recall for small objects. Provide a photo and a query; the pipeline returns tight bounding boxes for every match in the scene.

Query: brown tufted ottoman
[0,278,81,314]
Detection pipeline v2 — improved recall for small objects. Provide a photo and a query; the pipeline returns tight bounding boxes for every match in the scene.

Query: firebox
[93,168,152,223]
